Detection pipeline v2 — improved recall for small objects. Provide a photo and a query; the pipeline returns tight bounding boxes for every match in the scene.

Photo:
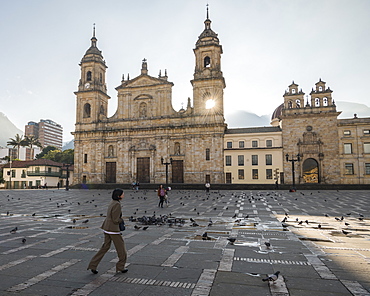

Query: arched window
[288,101,293,108]
[315,98,320,107]
[87,71,92,81]
[296,99,301,108]
[99,73,102,83]
[323,97,328,106]
[174,142,180,155]
[139,102,147,117]
[108,145,114,157]
[83,103,91,118]
[204,56,211,67]
[206,148,210,161]
[319,86,323,91]
[292,89,296,94]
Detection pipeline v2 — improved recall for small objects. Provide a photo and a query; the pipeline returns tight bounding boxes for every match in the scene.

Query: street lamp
[161,157,173,186]
[285,153,301,192]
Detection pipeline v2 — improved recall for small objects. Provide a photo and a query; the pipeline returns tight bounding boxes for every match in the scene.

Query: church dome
[271,103,283,121]
[270,103,283,127]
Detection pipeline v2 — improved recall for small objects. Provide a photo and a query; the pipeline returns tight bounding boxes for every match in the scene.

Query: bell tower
[191,6,225,120]
[74,25,110,128]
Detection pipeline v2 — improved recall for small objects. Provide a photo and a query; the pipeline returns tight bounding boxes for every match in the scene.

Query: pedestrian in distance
[205,182,210,193]
[87,188,128,274]
[157,185,166,208]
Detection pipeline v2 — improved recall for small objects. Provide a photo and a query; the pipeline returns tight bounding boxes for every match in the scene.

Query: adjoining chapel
[73,10,370,186]
[73,10,226,185]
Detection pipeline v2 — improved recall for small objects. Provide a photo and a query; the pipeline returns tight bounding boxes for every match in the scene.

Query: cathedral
[73,10,226,185]
[73,10,370,186]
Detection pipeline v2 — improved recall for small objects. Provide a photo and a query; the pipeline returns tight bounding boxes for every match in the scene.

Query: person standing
[205,182,210,193]
[87,188,128,274]
[157,185,166,208]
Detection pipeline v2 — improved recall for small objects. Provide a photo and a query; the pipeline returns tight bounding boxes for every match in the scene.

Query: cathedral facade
[72,14,226,185]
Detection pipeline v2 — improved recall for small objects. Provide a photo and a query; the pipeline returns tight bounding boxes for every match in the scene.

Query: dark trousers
[158,196,165,208]
[88,232,127,272]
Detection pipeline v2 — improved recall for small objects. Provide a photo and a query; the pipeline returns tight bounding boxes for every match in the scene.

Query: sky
[1,0,370,142]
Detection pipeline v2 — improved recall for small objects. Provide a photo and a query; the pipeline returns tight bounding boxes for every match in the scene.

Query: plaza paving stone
[0,188,369,295]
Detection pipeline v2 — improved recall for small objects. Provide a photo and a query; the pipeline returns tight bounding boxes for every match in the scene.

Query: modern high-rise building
[25,119,63,150]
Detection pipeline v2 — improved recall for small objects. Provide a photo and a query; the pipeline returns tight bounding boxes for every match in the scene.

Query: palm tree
[7,134,27,159]
[24,135,43,160]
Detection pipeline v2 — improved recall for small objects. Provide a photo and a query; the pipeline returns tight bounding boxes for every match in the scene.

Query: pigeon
[22,238,26,244]
[345,222,350,226]
[342,230,351,235]
[335,217,340,221]
[142,226,148,230]
[262,271,280,282]
[318,224,322,229]
[264,242,271,248]
[190,218,196,223]
[10,227,18,234]
[227,237,236,244]
[82,219,89,223]
[202,232,211,240]
[134,225,141,230]
[32,213,36,216]
[298,221,303,225]
[73,219,76,224]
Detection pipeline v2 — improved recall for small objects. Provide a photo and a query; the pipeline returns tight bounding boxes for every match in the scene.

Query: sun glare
[205,99,216,109]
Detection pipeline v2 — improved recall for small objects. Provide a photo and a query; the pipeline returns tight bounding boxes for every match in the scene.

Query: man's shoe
[120,269,128,273]
[91,269,98,274]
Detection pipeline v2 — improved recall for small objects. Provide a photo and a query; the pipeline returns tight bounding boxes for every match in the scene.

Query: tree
[23,135,43,160]
[7,134,27,159]
[36,146,58,159]
[40,148,74,164]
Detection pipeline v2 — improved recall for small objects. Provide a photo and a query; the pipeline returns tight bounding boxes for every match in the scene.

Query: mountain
[0,112,23,147]
[62,139,74,150]
[225,111,271,128]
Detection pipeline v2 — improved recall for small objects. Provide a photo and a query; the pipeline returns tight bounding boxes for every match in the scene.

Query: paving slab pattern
[0,189,369,295]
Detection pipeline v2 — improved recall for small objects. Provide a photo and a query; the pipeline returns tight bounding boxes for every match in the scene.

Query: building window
[206,148,210,161]
[343,130,351,136]
[35,167,40,173]
[21,170,26,178]
[225,155,231,166]
[266,169,273,179]
[364,129,370,135]
[84,154,88,164]
[82,175,87,184]
[345,163,354,175]
[87,71,92,81]
[139,102,147,117]
[238,169,244,180]
[364,143,370,154]
[252,169,258,179]
[238,155,244,166]
[365,163,370,175]
[83,103,91,118]
[227,142,232,149]
[204,56,211,67]
[344,143,352,154]
[239,141,245,148]
[252,141,258,148]
[11,170,15,178]
[265,154,272,165]
[266,140,272,148]
[315,98,320,107]
[252,155,258,165]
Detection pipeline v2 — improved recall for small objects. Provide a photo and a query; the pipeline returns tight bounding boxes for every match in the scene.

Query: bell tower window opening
[204,56,211,68]
[292,89,296,94]
[323,97,328,106]
[99,73,102,83]
[319,86,323,91]
[315,98,320,107]
[296,99,301,108]
[87,71,92,81]
[83,103,91,118]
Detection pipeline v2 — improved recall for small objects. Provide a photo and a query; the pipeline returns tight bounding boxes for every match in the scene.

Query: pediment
[117,74,173,89]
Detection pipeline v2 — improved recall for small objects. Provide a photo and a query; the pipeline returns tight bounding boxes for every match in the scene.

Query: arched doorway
[302,158,319,183]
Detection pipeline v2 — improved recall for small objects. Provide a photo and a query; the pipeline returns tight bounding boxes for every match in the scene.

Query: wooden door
[171,160,184,183]
[225,172,232,184]
[106,162,116,183]
[137,157,150,183]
